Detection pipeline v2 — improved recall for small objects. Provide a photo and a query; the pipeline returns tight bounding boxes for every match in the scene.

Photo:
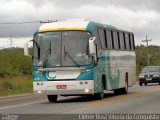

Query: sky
[0,0,160,48]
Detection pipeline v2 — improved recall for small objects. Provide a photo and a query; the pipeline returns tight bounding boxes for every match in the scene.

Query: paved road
[0,83,160,119]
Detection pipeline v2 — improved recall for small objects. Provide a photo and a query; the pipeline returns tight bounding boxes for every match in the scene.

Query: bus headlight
[84,89,90,93]
[37,90,42,94]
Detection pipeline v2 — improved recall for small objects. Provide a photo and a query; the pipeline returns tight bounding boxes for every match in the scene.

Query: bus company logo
[48,72,57,79]
[52,76,56,79]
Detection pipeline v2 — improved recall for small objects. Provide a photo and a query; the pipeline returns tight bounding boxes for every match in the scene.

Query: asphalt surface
[0,83,160,120]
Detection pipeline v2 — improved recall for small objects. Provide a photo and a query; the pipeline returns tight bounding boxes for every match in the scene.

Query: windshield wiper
[43,42,51,67]
[64,45,80,67]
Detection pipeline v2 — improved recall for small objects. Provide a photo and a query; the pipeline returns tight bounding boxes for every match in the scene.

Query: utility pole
[10,35,13,48]
[141,35,152,66]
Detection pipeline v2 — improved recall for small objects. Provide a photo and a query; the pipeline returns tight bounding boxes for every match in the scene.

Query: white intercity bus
[25,19,136,102]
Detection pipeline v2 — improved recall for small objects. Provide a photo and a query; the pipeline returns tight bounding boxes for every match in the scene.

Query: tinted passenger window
[123,33,126,50]
[119,32,125,50]
[93,29,101,50]
[98,29,106,49]
[125,33,130,50]
[131,34,135,50]
[106,30,113,49]
[129,34,132,50]
[111,31,114,49]
[117,32,121,49]
[113,31,118,50]
[104,30,108,48]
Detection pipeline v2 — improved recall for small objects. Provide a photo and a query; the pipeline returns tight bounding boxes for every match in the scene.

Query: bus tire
[145,83,147,86]
[94,81,104,100]
[139,82,143,86]
[121,79,128,94]
[47,95,58,103]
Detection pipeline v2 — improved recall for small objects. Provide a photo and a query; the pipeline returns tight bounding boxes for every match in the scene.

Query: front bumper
[33,80,94,95]
[139,78,160,83]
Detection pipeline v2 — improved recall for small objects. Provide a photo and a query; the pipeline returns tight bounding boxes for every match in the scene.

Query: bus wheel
[139,82,143,86]
[145,83,147,86]
[47,95,58,103]
[94,81,104,100]
[159,82,160,85]
[121,78,128,94]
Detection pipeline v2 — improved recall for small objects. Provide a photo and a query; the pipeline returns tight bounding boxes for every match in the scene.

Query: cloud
[0,0,160,46]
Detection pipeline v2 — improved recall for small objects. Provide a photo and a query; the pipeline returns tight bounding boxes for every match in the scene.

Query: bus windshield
[33,31,92,67]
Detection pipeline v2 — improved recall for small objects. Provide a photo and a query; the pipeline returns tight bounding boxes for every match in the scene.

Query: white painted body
[34,80,94,95]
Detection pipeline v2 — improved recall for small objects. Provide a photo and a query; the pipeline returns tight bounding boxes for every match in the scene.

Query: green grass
[0,76,33,97]
[0,49,32,77]
[0,49,33,97]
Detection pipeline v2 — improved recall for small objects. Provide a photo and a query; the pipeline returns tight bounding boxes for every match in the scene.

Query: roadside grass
[0,76,33,97]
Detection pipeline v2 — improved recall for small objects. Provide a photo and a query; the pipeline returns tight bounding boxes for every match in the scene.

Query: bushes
[2,80,13,90]
[0,48,32,77]
[0,48,33,96]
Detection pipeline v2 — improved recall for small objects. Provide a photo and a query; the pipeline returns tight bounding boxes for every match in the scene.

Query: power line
[0,20,57,24]
[0,21,40,24]
[10,35,13,48]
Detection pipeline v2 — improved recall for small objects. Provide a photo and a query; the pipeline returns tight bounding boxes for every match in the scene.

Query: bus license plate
[56,85,67,89]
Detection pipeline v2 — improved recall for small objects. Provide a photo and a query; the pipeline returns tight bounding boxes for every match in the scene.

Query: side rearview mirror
[89,37,97,62]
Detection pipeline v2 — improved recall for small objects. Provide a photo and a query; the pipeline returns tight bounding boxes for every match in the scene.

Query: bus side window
[125,33,130,50]
[111,31,114,49]
[106,30,112,49]
[98,29,106,49]
[117,32,121,50]
[129,34,132,50]
[113,31,118,50]
[92,29,101,50]
[131,34,135,50]
[129,33,135,51]
[119,32,124,50]
[123,33,126,50]
[104,30,108,49]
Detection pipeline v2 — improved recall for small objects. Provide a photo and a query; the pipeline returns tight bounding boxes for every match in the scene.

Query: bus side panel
[93,50,120,93]
[105,50,120,91]
[93,50,106,93]
[116,51,136,88]
[93,49,136,93]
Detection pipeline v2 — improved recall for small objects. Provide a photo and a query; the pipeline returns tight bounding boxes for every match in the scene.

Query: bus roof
[38,18,132,33]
